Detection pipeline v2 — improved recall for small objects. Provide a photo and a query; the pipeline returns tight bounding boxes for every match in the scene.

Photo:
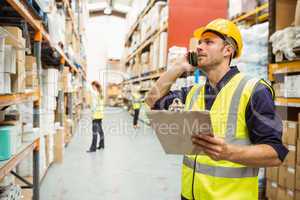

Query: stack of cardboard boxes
[266,114,300,200]
[0,26,26,94]
[25,56,38,90]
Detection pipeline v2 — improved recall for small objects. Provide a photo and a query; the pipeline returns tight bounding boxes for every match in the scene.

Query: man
[145,19,288,200]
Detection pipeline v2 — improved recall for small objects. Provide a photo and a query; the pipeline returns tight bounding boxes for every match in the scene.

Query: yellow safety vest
[181,73,273,200]
[132,93,142,110]
[93,94,104,119]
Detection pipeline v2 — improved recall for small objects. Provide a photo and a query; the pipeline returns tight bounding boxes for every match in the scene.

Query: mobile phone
[188,52,198,67]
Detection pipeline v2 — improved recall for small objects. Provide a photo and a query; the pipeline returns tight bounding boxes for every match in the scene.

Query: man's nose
[196,44,204,54]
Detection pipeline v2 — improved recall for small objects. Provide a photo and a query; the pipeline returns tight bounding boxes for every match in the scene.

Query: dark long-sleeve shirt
[153,67,288,161]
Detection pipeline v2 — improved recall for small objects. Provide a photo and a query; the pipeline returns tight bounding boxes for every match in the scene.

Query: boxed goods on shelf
[159,5,168,28]
[2,26,23,48]
[16,152,33,177]
[148,2,166,35]
[158,32,168,68]
[283,75,300,98]
[150,36,160,70]
[276,0,298,30]
[0,73,11,94]
[54,127,64,163]
[3,45,16,74]
[233,22,269,80]
[270,27,300,62]
[47,7,66,47]
[228,0,258,19]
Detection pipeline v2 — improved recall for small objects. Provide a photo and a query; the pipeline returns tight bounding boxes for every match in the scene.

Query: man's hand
[169,53,195,74]
[191,134,233,161]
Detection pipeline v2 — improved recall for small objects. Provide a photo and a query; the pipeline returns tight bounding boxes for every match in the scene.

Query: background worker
[145,18,288,200]
[87,81,105,152]
[131,89,142,129]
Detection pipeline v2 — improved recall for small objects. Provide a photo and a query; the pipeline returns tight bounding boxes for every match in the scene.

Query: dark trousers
[90,119,104,150]
[133,109,140,126]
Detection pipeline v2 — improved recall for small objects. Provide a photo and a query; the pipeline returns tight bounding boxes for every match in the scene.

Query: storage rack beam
[269,61,300,81]
[232,3,269,23]
[275,97,300,108]
[0,90,40,107]
[5,0,86,80]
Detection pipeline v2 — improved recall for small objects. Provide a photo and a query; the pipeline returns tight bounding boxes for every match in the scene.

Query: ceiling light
[104,6,112,15]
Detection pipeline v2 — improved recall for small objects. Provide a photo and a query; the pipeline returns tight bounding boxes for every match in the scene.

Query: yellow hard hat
[193,18,243,58]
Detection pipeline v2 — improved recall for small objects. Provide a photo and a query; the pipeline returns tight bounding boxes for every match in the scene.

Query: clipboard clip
[169,98,185,112]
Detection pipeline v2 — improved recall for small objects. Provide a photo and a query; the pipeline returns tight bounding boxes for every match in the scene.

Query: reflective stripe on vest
[188,75,255,145]
[183,156,258,178]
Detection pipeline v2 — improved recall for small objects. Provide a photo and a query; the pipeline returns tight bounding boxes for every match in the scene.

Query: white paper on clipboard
[146,110,213,155]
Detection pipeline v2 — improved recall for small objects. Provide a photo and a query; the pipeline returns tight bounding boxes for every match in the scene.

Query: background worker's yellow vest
[132,93,142,110]
[181,73,273,200]
[93,95,104,119]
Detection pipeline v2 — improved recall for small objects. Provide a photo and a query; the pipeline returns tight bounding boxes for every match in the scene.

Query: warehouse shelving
[269,61,300,81]
[6,0,86,79]
[0,137,40,200]
[232,3,269,24]
[0,0,88,199]
[125,0,156,45]
[126,23,168,63]
[58,0,80,40]
[0,90,40,107]
[275,97,300,108]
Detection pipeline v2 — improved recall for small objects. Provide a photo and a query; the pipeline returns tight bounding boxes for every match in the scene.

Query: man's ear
[223,45,234,58]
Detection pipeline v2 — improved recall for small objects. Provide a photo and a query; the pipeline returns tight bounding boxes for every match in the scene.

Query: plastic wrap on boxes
[141,52,150,64]
[232,22,269,79]
[151,36,160,70]
[47,7,66,47]
[17,102,33,124]
[0,175,14,188]
[149,2,167,35]
[0,73,11,94]
[16,152,33,177]
[270,27,300,61]
[3,45,16,74]
[229,0,258,19]
[160,5,168,28]
[159,32,168,68]
[0,38,4,72]
[36,0,55,13]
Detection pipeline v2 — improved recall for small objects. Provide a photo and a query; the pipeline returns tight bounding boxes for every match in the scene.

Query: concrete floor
[40,107,182,200]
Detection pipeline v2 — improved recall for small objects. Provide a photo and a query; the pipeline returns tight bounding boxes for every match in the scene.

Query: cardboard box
[278,166,287,187]
[25,56,37,72]
[0,72,11,94]
[284,146,296,167]
[296,190,300,200]
[287,167,296,190]
[296,0,300,26]
[276,0,298,30]
[287,121,298,145]
[296,166,300,190]
[3,26,23,48]
[3,45,16,73]
[266,167,279,182]
[54,128,64,163]
[266,181,278,200]
[298,140,300,166]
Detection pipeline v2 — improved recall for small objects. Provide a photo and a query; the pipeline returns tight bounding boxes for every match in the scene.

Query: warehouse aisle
[40,107,182,200]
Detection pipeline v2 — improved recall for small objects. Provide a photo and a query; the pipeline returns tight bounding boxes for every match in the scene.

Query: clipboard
[146,110,213,155]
